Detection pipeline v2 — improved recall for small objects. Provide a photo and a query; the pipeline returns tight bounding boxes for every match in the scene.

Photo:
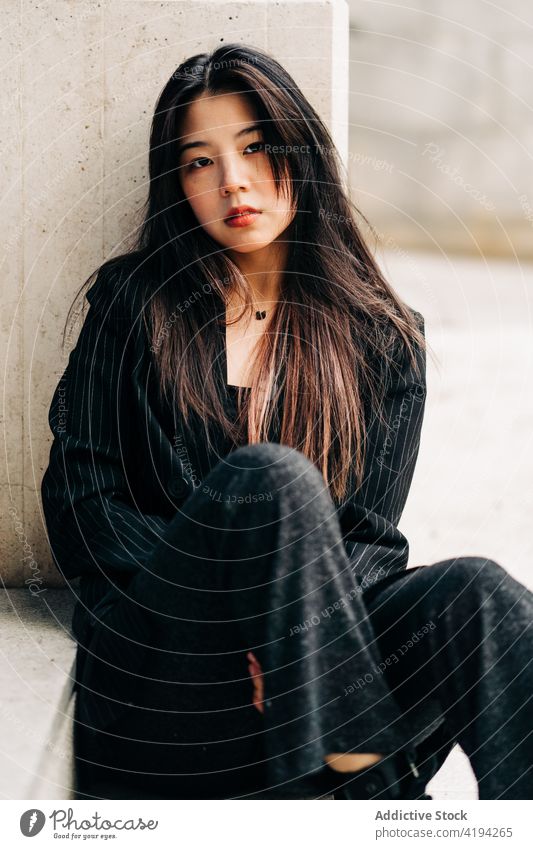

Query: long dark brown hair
[65,43,426,504]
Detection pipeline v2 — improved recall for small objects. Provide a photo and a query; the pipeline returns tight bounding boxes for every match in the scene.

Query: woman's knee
[428,556,508,597]
[454,556,505,582]
[226,441,326,492]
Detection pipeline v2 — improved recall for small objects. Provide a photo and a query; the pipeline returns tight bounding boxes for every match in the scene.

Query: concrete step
[0,588,77,799]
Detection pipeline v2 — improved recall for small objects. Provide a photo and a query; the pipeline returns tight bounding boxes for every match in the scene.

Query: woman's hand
[247,651,264,714]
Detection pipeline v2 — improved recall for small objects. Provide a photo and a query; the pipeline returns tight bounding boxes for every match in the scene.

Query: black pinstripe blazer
[41,258,426,726]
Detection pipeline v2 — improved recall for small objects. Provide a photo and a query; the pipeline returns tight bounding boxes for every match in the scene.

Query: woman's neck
[226,239,287,309]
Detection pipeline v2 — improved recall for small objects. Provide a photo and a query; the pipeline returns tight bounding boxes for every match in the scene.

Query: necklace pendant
[255,310,267,320]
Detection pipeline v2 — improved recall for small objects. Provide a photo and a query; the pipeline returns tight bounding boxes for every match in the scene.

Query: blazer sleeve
[338,311,427,588]
[40,265,172,582]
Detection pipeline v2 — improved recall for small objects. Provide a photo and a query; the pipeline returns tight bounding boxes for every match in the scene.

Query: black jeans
[363,559,533,800]
[74,443,533,799]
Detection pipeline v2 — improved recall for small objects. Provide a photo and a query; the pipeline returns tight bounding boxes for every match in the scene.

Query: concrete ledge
[0,588,77,799]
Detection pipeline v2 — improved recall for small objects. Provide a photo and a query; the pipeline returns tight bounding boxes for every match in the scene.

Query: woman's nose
[219,152,249,195]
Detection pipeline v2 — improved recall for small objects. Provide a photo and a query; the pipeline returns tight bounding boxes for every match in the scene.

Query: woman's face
[177,91,295,254]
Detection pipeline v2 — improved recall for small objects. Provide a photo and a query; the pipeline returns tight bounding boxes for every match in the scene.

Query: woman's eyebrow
[177,123,263,158]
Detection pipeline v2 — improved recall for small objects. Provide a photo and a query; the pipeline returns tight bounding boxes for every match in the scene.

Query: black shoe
[316,749,435,800]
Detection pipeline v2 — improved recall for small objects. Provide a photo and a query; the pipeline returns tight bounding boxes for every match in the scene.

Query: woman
[41,44,533,800]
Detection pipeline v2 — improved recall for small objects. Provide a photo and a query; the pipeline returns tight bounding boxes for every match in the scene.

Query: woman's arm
[338,311,427,588]
[41,265,172,582]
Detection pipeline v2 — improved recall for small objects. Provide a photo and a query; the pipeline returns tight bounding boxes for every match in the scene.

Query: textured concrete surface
[383,248,533,594]
[381,246,533,799]
[0,588,76,799]
[348,1,533,257]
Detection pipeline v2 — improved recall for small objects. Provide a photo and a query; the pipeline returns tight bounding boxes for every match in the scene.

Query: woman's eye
[245,141,264,154]
[188,157,211,170]
[186,142,264,171]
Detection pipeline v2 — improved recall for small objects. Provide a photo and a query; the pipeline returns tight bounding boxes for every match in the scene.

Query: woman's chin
[224,238,274,254]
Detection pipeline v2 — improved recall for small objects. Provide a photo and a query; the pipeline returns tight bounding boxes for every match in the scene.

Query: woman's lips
[224,210,261,228]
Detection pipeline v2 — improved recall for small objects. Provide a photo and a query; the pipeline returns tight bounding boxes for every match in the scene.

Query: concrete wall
[1,0,349,587]
[348,0,533,258]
